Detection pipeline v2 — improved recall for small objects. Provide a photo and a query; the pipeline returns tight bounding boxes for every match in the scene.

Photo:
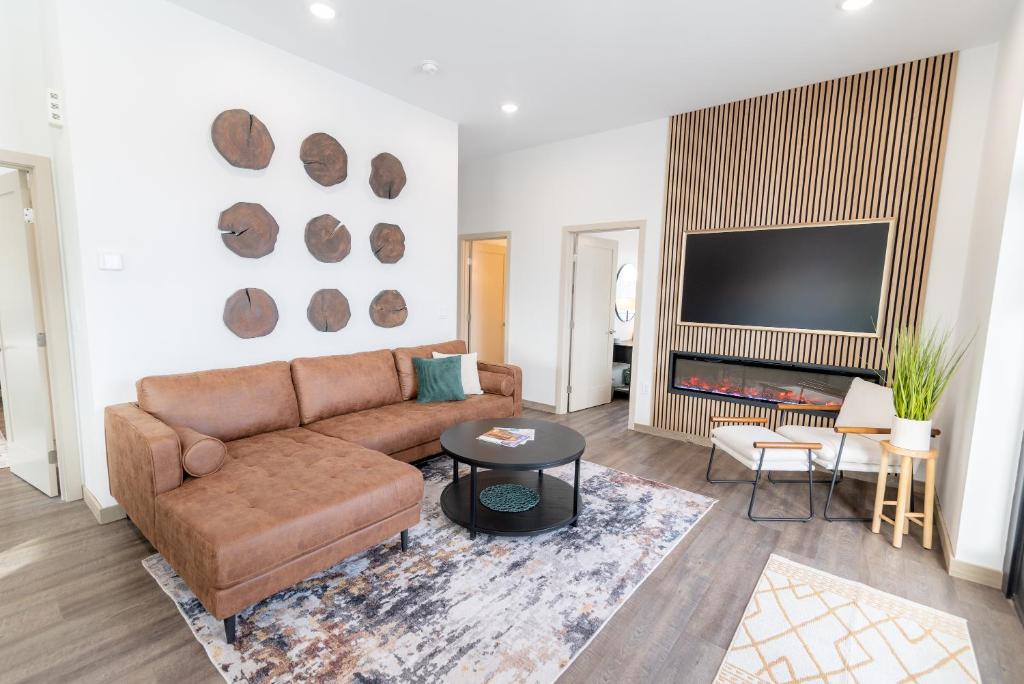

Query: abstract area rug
[144,457,714,683]
[715,555,980,683]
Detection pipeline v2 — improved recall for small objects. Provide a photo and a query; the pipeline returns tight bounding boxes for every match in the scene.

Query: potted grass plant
[886,326,971,451]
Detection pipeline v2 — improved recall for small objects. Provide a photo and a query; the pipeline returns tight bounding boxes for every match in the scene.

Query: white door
[568,235,617,412]
[468,239,507,364]
[0,169,59,495]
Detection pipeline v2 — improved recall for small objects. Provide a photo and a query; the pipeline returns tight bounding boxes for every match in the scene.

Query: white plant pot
[891,417,933,451]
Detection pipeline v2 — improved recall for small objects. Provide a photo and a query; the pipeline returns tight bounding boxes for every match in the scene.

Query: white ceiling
[167,0,1016,160]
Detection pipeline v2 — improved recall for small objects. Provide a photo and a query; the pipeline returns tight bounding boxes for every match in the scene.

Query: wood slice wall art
[369,152,407,199]
[211,109,275,170]
[300,132,348,186]
[369,289,408,327]
[369,223,405,263]
[304,214,352,262]
[223,288,279,338]
[651,53,957,439]
[307,289,351,332]
[219,202,279,258]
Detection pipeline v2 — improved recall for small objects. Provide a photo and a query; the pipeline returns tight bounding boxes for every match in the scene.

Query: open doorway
[0,151,81,501]
[458,233,510,364]
[556,222,645,423]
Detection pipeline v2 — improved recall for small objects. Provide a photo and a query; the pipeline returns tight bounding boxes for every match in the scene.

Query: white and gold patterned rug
[716,555,980,683]
[145,457,715,683]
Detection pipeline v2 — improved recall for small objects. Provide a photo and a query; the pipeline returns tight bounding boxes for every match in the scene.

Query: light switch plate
[98,250,124,271]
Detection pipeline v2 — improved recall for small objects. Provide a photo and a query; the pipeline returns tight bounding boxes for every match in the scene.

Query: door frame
[457,232,511,363]
[0,149,82,501]
[555,220,647,427]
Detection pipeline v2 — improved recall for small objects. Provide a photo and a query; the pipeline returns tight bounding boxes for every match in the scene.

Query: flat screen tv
[678,220,893,335]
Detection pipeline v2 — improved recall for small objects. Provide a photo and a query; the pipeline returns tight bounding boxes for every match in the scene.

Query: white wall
[2,0,459,507]
[0,1,54,158]
[928,1,1024,573]
[459,120,667,421]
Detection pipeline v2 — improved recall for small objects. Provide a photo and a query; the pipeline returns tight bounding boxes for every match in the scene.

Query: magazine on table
[477,427,535,448]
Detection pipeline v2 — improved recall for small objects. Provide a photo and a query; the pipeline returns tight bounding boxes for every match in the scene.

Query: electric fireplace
[668,351,882,408]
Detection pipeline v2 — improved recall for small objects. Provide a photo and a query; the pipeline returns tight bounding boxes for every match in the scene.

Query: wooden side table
[871,440,937,549]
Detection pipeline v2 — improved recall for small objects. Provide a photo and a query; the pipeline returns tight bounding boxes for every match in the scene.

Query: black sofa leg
[224,615,236,645]
[400,529,409,552]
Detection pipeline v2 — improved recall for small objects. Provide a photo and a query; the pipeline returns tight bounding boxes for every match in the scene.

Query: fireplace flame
[676,374,833,405]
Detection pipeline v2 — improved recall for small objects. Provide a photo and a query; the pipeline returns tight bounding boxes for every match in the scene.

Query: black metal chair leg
[822,434,873,522]
[706,444,756,485]
[747,448,813,522]
[224,615,236,645]
[400,529,409,551]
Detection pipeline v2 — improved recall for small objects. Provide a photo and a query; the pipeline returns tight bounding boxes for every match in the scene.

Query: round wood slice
[218,202,279,258]
[369,289,408,328]
[223,288,278,338]
[369,152,407,199]
[307,289,351,332]
[211,109,275,169]
[300,132,348,186]
[304,214,351,262]
[369,223,405,263]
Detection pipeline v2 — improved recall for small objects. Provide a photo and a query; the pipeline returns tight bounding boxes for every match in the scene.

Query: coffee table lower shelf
[440,469,580,538]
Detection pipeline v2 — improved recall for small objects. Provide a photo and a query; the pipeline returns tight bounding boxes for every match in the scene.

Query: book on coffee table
[477,427,535,448]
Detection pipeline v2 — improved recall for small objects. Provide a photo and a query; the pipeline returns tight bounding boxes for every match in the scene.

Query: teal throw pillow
[413,355,465,403]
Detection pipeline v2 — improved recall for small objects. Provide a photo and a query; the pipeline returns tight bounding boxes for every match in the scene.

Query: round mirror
[614,263,637,323]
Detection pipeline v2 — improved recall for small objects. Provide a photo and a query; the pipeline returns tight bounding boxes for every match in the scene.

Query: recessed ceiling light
[420,60,440,75]
[501,102,519,114]
[840,0,873,11]
[309,2,336,20]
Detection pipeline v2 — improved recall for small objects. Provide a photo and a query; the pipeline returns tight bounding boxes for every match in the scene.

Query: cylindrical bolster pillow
[174,426,226,477]
[479,370,514,397]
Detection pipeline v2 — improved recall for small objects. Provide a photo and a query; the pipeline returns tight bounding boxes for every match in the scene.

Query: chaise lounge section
[104,340,521,643]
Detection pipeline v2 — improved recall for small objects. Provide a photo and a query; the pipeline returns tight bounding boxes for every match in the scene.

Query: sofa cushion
[155,427,423,589]
[173,426,226,477]
[137,361,300,442]
[306,393,514,455]
[413,356,465,403]
[393,340,467,400]
[479,370,514,396]
[432,351,482,395]
[291,349,404,424]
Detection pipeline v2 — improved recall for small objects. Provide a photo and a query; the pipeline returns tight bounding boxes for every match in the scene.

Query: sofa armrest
[477,361,523,416]
[105,403,182,543]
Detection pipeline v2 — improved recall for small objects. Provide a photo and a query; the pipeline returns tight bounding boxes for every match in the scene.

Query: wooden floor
[1,398,1021,683]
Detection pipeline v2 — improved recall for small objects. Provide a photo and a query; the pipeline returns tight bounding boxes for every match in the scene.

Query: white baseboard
[935,499,1003,589]
[522,399,556,413]
[83,486,126,525]
[630,423,711,447]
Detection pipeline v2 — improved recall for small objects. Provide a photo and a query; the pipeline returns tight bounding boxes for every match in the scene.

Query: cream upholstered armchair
[706,416,824,522]
[775,377,938,522]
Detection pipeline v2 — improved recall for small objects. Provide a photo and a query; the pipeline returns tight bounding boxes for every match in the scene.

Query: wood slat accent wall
[652,53,958,438]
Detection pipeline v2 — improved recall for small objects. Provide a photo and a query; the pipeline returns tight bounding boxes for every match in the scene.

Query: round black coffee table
[439,418,586,538]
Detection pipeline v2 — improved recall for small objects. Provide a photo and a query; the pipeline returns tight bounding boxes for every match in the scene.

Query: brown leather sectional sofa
[104,340,521,644]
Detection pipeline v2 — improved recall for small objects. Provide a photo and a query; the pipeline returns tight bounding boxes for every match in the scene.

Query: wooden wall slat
[652,53,958,438]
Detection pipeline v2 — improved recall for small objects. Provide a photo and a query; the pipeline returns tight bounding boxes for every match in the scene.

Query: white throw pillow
[835,377,895,439]
[432,351,482,395]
